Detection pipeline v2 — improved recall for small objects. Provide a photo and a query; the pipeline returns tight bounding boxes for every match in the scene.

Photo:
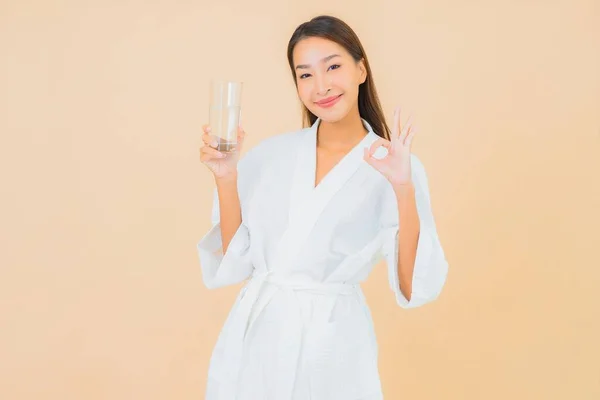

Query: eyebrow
[295,54,341,70]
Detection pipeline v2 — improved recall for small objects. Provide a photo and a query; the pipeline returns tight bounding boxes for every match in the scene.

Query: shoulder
[238,126,307,167]
[248,126,307,154]
[235,127,305,200]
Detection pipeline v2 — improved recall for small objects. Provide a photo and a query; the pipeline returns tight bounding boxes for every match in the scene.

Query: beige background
[1,0,599,398]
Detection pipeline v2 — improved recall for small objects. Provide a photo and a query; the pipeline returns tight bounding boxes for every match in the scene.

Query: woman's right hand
[199,124,246,180]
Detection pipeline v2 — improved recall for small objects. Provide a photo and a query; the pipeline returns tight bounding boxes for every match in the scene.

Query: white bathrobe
[197,118,449,400]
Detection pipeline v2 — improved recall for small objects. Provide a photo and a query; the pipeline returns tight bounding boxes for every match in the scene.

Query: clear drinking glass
[209,80,243,153]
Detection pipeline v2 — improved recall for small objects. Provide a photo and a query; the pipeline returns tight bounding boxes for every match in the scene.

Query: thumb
[363,147,385,171]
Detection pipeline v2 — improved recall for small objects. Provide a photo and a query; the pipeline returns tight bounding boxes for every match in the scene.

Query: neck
[316,109,367,151]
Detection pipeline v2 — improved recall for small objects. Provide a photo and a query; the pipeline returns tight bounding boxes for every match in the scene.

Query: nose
[315,73,331,96]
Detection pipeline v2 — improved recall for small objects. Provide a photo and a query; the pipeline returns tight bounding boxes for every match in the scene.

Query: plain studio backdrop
[1,0,599,399]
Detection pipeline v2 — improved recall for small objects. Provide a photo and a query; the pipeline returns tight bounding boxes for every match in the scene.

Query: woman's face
[292,36,366,123]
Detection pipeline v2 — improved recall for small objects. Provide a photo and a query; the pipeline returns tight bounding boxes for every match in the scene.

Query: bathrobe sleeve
[380,154,449,308]
[196,147,260,289]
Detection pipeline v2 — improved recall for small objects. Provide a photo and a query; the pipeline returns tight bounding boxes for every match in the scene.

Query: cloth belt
[218,270,359,399]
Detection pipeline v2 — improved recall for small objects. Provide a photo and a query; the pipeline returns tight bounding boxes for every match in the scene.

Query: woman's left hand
[363,106,415,187]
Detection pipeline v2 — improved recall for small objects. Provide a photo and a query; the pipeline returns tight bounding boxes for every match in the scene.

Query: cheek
[297,82,312,102]
[342,76,362,100]
[327,72,352,95]
[340,72,359,91]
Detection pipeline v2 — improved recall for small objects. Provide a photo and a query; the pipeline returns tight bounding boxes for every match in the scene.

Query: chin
[305,105,349,124]
[317,114,342,124]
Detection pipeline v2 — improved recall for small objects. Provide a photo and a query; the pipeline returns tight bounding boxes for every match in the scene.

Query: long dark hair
[286,15,391,140]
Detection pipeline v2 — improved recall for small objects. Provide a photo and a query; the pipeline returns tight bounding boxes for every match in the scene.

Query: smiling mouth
[315,94,342,108]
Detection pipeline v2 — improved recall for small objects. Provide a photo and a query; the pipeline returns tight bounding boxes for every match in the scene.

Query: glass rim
[210,79,244,85]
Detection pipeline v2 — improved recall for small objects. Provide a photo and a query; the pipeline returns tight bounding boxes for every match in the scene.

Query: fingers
[399,114,412,144]
[201,125,219,148]
[199,145,226,162]
[367,138,392,157]
[202,123,246,149]
[202,134,220,149]
[364,138,394,170]
[405,125,416,147]
[392,106,417,147]
[363,147,385,170]
[392,106,401,138]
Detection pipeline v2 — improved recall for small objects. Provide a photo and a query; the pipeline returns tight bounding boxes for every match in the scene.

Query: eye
[299,73,311,79]
[328,64,341,71]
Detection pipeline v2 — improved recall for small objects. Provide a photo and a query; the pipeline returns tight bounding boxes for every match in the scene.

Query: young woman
[197,15,449,400]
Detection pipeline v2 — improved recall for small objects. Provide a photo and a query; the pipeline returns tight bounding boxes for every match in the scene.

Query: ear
[358,58,367,84]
